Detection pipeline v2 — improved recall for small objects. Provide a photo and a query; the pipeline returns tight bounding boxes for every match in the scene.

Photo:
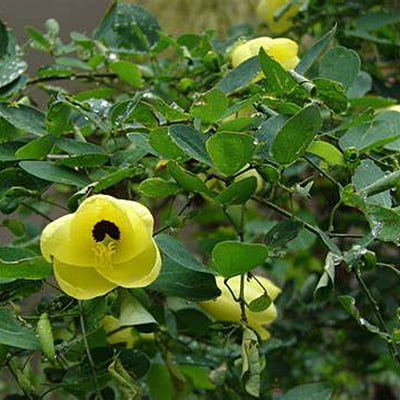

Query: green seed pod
[37,312,56,361]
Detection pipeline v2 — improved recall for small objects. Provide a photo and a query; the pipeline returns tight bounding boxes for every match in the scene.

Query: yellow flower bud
[40,194,161,300]
[230,36,299,82]
[256,0,302,34]
[199,275,280,341]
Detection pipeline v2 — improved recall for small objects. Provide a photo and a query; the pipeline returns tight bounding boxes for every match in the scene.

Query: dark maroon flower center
[92,220,120,242]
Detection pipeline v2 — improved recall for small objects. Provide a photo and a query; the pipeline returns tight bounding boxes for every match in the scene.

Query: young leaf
[139,178,179,198]
[212,241,268,278]
[319,46,361,90]
[271,105,322,165]
[190,89,228,124]
[169,124,212,165]
[206,131,255,175]
[216,177,257,205]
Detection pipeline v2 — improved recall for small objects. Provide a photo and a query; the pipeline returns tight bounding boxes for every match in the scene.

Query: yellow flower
[199,275,280,340]
[256,0,302,34]
[40,194,161,300]
[230,36,299,82]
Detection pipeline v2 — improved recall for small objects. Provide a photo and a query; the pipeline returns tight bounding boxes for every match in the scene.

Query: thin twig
[354,265,400,365]
[78,302,103,400]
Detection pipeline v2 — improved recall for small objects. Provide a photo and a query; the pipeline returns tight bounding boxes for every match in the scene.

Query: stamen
[93,242,117,269]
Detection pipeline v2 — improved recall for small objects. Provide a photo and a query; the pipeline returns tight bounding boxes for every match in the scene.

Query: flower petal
[53,259,116,300]
[69,195,152,265]
[96,240,161,288]
[41,214,93,266]
[117,199,154,235]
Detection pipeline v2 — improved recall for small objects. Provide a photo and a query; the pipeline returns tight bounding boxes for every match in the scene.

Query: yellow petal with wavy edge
[96,240,161,288]
[67,195,151,266]
[266,38,299,69]
[118,199,154,234]
[199,275,280,340]
[53,259,117,300]
[231,41,256,68]
[40,214,92,266]
[256,0,301,35]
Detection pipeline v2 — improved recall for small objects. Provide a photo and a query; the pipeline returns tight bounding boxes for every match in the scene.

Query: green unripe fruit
[37,312,56,361]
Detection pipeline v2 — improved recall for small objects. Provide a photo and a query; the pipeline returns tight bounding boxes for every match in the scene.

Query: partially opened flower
[230,36,299,82]
[199,275,280,340]
[40,194,161,300]
[256,0,302,34]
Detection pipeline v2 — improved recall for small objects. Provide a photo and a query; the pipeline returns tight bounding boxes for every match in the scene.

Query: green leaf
[0,248,51,280]
[248,293,271,312]
[147,363,173,400]
[151,97,189,123]
[306,141,345,166]
[319,46,361,90]
[216,177,257,205]
[271,105,322,165]
[259,49,307,100]
[94,3,160,51]
[265,220,303,248]
[0,308,39,350]
[206,132,255,176]
[149,127,188,161]
[56,153,109,168]
[45,101,73,135]
[355,12,400,31]
[167,161,212,195]
[381,111,400,151]
[339,112,400,152]
[0,56,27,89]
[314,78,348,113]
[109,60,142,88]
[296,25,336,75]
[347,71,372,99]
[366,205,400,242]
[338,295,385,338]
[25,26,51,51]
[0,19,9,57]
[15,134,56,160]
[352,160,391,207]
[155,234,210,273]
[0,103,46,136]
[149,256,220,301]
[241,327,261,398]
[93,166,143,193]
[282,383,332,400]
[139,178,179,198]
[119,294,157,327]
[190,89,228,124]
[169,124,212,165]
[362,170,400,199]
[218,56,261,94]
[19,161,90,187]
[212,241,268,278]
[314,252,339,301]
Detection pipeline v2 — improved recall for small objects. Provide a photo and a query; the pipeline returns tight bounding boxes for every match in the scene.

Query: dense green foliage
[0,1,400,399]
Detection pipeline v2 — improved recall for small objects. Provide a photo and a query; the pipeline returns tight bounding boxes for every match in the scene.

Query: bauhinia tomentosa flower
[199,275,280,340]
[40,194,161,300]
[256,0,303,34]
[230,36,299,82]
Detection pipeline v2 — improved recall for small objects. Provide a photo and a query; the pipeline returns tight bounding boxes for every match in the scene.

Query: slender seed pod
[37,312,56,360]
